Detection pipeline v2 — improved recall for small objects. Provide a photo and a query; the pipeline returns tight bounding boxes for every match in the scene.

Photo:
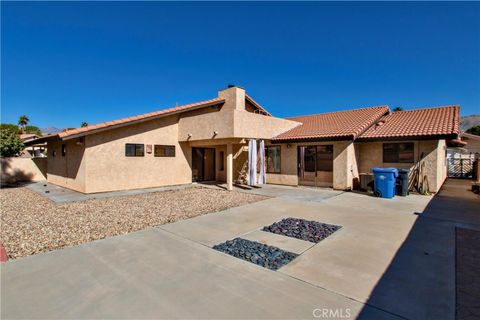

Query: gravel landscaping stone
[262,217,341,243]
[0,186,267,260]
[213,238,298,270]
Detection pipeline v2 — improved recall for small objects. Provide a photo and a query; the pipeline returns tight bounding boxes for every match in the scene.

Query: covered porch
[187,138,250,191]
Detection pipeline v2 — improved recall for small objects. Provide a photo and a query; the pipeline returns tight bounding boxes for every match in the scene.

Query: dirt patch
[0,186,267,260]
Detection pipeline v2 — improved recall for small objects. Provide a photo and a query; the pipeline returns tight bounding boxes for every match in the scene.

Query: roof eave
[356,133,459,142]
[61,100,224,141]
[271,134,355,143]
[245,94,272,116]
[23,134,61,146]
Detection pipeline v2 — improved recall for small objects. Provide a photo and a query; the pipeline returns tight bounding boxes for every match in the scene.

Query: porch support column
[226,143,233,191]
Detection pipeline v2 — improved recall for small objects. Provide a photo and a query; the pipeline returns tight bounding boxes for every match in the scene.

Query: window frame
[219,151,225,171]
[265,145,281,174]
[154,145,176,157]
[125,143,145,157]
[382,142,414,163]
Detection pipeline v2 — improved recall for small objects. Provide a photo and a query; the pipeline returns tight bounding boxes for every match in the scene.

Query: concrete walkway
[2,179,477,319]
[26,181,194,203]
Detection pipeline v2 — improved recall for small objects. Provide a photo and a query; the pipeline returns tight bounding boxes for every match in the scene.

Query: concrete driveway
[2,180,476,319]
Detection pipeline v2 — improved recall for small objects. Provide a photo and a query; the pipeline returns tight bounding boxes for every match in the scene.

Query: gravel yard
[0,186,267,260]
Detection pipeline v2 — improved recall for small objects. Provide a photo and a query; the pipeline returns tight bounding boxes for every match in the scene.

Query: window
[265,146,281,173]
[154,145,175,157]
[219,151,225,171]
[61,144,66,157]
[125,144,145,157]
[383,143,414,163]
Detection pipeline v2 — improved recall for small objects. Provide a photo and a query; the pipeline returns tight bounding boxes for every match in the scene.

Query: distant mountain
[41,127,63,135]
[460,115,480,132]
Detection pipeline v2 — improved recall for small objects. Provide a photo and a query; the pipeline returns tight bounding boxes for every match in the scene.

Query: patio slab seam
[157,223,405,319]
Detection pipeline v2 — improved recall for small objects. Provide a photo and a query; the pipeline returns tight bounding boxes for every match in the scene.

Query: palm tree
[81,121,89,127]
[18,115,30,132]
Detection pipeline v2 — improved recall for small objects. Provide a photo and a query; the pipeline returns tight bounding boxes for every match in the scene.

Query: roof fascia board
[61,101,224,141]
[270,135,355,144]
[356,134,458,142]
[245,94,272,116]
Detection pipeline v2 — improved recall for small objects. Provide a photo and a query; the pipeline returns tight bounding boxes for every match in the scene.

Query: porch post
[226,143,233,191]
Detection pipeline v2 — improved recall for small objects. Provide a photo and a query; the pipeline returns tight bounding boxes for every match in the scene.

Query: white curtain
[258,140,266,184]
[248,139,257,186]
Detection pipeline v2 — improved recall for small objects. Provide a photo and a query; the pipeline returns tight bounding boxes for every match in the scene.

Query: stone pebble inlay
[213,238,298,270]
[262,217,342,243]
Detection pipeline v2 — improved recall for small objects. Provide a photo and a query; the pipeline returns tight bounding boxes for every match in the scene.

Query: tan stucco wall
[436,140,447,191]
[84,115,192,193]
[178,107,235,142]
[47,139,87,192]
[179,87,299,142]
[233,110,300,140]
[1,157,47,183]
[264,141,354,190]
[356,140,445,193]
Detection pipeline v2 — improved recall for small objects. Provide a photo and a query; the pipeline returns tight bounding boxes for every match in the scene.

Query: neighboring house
[446,132,479,179]
[19,134,46,158]
[460,132,480,156]
[26,86,459,194]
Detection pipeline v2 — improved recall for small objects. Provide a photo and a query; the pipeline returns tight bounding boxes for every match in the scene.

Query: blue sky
[2,1,479,129]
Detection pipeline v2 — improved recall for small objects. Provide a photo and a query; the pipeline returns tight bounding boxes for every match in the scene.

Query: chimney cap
[225,84,244,90]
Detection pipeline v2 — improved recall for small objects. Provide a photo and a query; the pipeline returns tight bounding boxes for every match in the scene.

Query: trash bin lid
[372,167,398,173]
[372,167,398,178]
[397,169,410,174]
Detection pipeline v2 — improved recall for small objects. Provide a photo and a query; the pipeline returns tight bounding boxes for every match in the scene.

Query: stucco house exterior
[27,86,460,194]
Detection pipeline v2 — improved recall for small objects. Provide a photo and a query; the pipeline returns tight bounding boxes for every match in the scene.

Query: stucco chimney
[218,85,245,111]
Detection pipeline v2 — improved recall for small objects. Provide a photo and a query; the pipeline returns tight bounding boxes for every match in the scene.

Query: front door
[192,148,216,182]
[298,145,334,187]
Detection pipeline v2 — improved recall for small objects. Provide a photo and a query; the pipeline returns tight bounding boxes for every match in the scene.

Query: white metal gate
[447,152,475,178]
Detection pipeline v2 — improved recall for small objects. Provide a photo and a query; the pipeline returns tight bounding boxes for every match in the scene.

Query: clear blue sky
[2,1,479,129]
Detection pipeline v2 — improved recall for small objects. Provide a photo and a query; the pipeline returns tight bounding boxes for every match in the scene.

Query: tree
[0,128,24,157]
[392,107,404,112]
[466,125,480,136]
[24,125,42,136]
[81,122,89,127]
[18,115,30,132]
[0,124,20,135]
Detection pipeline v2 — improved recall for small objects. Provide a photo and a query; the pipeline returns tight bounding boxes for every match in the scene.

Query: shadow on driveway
[358,179,479,319]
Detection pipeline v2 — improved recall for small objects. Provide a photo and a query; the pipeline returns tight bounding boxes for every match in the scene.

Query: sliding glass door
[298,145,334,187]
[192,148,216,182]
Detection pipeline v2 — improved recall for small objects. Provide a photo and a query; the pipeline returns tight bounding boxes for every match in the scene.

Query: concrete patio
[2,180,478,319]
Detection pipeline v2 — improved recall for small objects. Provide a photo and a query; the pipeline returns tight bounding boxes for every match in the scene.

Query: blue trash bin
[372,168,398,199]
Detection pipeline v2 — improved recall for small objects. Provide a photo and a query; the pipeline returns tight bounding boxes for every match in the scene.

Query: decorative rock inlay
[213,238,298,270]
[262,218,341,243]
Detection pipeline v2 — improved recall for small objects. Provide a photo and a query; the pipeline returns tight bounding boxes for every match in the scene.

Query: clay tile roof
[358,105,460,140]
[19,133,38,140]
[59,97,225,139]
[272,106,389,141]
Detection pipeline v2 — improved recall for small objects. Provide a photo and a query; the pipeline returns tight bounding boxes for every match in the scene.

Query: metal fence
[448,154,475,178]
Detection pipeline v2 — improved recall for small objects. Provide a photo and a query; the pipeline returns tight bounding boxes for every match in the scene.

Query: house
[26,86,459,194]
[446,132,480,179]
[459,132,480,156]
[19,133,46,158]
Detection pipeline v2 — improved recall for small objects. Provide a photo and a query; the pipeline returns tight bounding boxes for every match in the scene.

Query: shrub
[0,128,24,157]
